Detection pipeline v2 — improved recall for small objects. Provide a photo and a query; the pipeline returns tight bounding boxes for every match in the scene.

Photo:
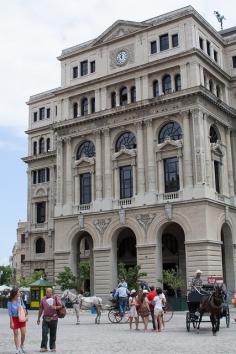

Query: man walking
[114,283,129,317]
[37,288,62,352]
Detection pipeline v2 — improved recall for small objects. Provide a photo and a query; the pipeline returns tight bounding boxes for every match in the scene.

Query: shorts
[154,309,164,316]
[12,316,26,329]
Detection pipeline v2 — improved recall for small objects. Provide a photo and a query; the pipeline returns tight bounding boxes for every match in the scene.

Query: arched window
[91,97,95,113]
[73,102,78,118]
[76,141,95,160]
[153,80,159,97]
[216,85,221,98]
[36,238,45,254]
[115,132,136,152]
[81,97,88,116]
[120,87,128,106]
[209,79,213,93]
[46,138,50,152]
[130,86,136,103]
[209,126,220,143]
[33,141,37,155]
[175,74,181,92]
[162,74,172,94]
[111,92,116,108]
[39,138,45,154]
[158,121,182,143]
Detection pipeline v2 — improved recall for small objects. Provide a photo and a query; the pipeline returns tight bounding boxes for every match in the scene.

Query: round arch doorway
[221,223,235,290]
[71,231,94,294]
[161,222,186,295]
[112,227,137,288]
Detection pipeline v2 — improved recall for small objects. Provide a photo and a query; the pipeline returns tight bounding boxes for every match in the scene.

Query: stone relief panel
[136,214,155,234]
[93,218,112,236]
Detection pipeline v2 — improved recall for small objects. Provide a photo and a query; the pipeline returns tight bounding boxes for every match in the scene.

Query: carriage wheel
[108,309,122,323]
[163,304,174,322]
[225,306,230,328]
[186,312,191,332]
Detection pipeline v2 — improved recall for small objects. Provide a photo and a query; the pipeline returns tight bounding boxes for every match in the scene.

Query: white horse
[61,290,102,324]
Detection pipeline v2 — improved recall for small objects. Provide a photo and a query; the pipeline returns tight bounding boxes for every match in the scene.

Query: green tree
[159,269,185,297]
[56,267,77,291]
[117,263,147,290]
[19,270,46,287]
[0,265,13,285]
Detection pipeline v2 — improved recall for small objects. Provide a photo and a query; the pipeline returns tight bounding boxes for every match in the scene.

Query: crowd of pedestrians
[112,280,167,332]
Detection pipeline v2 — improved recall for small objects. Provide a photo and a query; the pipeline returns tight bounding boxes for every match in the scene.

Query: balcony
[118,198,133,207]
[78,203,91,212]
[163,191,180,201]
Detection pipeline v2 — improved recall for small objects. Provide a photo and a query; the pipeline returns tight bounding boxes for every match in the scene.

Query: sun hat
[195,270,202,274]
[130,289,136,294]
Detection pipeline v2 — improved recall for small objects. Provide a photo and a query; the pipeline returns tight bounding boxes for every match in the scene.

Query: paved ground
[1,307,236,354]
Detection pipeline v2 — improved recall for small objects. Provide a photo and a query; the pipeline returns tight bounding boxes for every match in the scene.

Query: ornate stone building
[10,222,27,283]
[22,6,236,297]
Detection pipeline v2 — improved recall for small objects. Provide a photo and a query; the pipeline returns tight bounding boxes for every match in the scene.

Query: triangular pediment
[93,20,149,45]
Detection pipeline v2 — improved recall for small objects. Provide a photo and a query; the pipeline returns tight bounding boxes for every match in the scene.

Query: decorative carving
[93,218,111,236]
[78,214,84,230]
[119,209,126,224]
[164,204,172,220]
[136,214,155,234]
[112,147,136,160]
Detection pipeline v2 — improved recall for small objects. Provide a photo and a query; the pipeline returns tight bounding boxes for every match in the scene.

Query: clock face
[116,50,129,65]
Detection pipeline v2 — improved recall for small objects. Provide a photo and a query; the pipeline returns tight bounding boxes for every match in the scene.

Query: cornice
[22,151,56,163]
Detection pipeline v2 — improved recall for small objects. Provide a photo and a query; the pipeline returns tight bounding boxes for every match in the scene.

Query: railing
[78,203,91,211]
[163,192,179,201]
[118,198,133,207]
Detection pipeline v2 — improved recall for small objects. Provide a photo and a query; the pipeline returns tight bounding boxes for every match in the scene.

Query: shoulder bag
[18,300,26,322]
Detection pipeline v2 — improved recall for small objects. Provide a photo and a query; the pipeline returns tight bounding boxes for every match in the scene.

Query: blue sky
[0,0,235,265]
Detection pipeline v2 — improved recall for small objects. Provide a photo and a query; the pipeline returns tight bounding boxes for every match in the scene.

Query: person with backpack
[37,288,63,352]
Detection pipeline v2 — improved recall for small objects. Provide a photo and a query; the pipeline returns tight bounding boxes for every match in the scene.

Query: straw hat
[195,269,202,274]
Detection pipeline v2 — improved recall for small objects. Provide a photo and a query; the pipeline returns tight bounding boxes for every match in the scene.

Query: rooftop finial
[214,11,226,30]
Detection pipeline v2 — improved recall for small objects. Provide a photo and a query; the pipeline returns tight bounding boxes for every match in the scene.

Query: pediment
[75,156,95,166]
[112,147,136,160]
[156,138,183,152]
[33,187,47,198]
[93,20,149,45]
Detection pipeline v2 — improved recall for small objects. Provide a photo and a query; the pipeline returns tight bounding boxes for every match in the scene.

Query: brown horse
[197,284,225,335]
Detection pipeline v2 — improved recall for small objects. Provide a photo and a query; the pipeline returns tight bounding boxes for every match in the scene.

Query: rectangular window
[172,34,179,48]
[150,40,157,54]
[33,112,37,122]
[32,171,37,184]
[214,50,218,62]
[73,66,78,78]
[21,255,25,263]
[206,40,211,56]
[46,108,50,118]
[90,61,96,73]
[164,157,179,193]
[46,168,50,182]
[38,169,46,183]
[199,37,204,50]
[214,160,220,193]
[36,202,46,224]
[21,234,25,244]
[80,173,91,204]
[160,33,169,51]
[91,97,95,113]
[232,56,236,68]
[120,165,133,199]
[39,107,45,120]
[80,60,88,76]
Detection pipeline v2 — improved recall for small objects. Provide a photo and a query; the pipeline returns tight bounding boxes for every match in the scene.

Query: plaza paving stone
[0,308,236,354]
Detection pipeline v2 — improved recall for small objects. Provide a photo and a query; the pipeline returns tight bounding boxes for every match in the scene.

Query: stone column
[65,137,72,212]
[203,114,211,186]
[101,87,107,110]
[114,165,120,200]
[74,174,79,205]
[95,89,100,112]
[103,128,112,199]
[180,64,188,90]
[199,64,205,86]
[158,158,164,194]
[95,131,102,200]
[145,119,156,192]
[226,128,234,196]
[127,87,131,104]
[136,122,145,195]
[135,77,142,101]
[115,89,120,107]
[56,137,64,208]
[182,111,193,188]
[142,75,149,100]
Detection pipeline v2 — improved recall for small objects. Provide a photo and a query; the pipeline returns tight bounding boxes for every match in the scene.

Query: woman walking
[8,287,28,354]
[128,290,139,330]
[137,290,150,332]
[153,288,165,332]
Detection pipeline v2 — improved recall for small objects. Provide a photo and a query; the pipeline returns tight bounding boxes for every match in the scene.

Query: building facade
[10,222,27,284]
[22,6,236,297]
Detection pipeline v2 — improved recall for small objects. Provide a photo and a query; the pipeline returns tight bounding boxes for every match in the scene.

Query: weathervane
[214,11,226,30]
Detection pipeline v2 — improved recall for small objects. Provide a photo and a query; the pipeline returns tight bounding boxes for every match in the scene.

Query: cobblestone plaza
[1,309,236,354]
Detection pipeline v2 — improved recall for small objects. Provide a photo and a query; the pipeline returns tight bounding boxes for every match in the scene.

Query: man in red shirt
[147,286,157,330]
[37,288,62,352]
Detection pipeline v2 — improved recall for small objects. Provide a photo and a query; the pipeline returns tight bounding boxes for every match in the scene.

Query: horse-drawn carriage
[186,283,230,334]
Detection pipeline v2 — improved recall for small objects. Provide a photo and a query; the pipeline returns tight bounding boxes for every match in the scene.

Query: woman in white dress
[128,290,139,330]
